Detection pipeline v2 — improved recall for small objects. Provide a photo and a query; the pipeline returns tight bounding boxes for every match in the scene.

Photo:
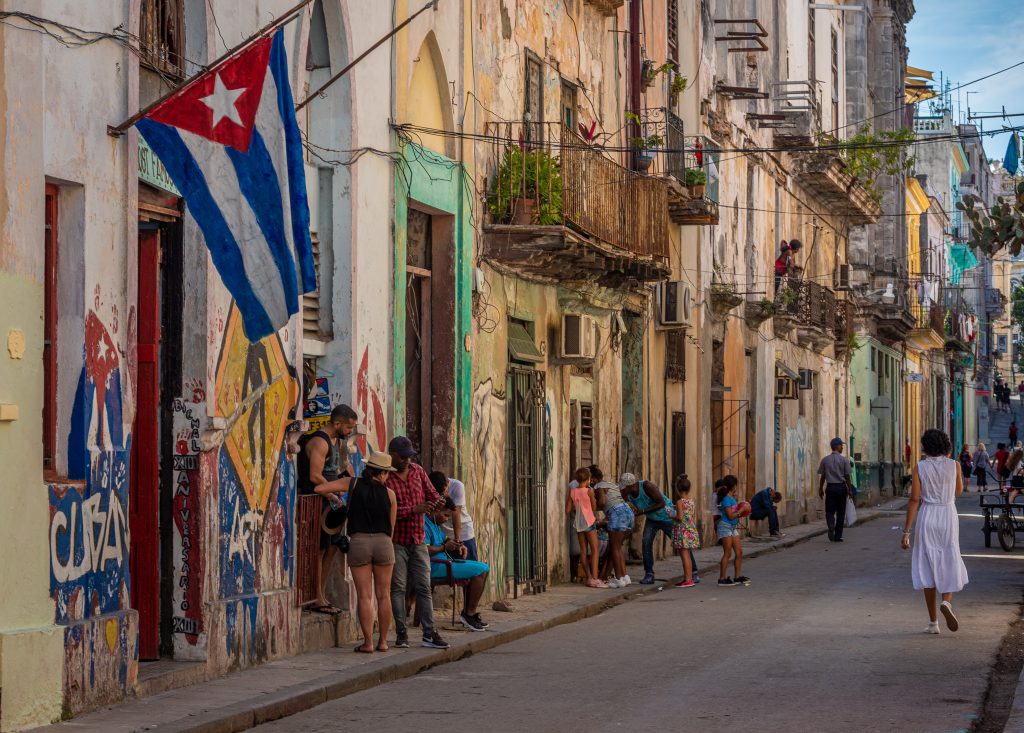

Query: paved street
[259,500,1023,733]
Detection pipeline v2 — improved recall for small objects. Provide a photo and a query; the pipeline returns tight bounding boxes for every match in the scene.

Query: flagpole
[294,0,439,113]
[107,0,315,137]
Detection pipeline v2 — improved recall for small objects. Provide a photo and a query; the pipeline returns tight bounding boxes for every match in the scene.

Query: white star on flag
[199,73,247,129]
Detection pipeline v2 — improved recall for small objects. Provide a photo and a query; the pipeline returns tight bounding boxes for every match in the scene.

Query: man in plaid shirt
[387,435,449,649]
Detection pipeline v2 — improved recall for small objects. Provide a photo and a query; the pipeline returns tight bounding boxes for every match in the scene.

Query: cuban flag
[137,29,315,341]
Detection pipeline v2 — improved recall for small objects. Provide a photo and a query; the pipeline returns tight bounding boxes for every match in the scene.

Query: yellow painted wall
[406,33,450,155]
[0,272,64,730]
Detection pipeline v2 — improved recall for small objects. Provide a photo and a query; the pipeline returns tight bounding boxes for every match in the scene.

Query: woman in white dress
[901,429,969,634]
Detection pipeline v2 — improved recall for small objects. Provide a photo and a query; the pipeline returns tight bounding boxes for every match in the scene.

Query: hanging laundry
[1004,131,1020,176]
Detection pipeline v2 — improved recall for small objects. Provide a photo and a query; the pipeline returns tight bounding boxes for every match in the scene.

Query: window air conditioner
[776,376,798,400]
[560,314,598,359]
[656,281,692,328]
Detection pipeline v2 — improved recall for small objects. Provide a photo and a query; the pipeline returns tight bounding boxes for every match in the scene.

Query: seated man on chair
[749,487,784,537]
[424,498,490,632]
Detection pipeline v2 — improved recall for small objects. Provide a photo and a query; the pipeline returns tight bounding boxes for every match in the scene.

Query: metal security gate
[506,367,547,596]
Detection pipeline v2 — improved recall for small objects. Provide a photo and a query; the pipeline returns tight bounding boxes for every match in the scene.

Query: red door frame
[131,228,162,660]
[43,184,59,478]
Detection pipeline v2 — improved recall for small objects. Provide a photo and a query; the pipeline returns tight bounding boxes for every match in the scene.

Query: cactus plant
[956,181,1024,257]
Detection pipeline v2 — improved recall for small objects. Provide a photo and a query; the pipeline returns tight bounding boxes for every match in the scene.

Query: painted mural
[49,307,137,711]
[213,306,298,601]
[353,345,387,475]
[471,379,507,595]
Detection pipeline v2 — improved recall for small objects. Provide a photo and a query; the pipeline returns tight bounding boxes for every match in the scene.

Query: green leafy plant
[777,285,798,309]
[641,60,676,88]
[817,126,917,203]
[488,146,563,225]
[684,168,707,187]
[624,112,664,150]
[846,333,864,354]
[957,181,1024,257]
[1011,281,1024,334]
[757,297,775,313]
[669,74,688,106]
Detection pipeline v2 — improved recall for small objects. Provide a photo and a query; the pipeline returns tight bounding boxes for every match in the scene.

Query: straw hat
[364,450,397,472]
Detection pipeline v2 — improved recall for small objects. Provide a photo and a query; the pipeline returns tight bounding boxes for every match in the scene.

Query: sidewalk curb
[122,510,894,733]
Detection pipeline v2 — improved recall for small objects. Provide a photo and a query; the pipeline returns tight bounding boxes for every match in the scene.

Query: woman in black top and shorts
[346,450,398,653]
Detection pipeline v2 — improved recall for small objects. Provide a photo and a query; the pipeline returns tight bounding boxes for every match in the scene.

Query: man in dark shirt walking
[387,436,449,650]
[818,437,853,542]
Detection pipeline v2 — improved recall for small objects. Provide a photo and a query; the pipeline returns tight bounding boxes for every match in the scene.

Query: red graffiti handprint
[356,347,387,454]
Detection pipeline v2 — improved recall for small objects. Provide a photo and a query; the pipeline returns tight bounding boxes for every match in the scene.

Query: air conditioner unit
[798,368,814,390]
[560,314,598,359]
[656,281,692,328]
[776,376,798,400]
[834,264,851,291]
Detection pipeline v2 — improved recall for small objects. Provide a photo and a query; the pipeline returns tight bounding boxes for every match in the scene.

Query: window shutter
[302,232,322,339]
[140,0,185,78]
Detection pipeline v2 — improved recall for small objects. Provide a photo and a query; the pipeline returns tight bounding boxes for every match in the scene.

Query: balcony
[769,81,821,147]
[482,122,670,283]
[774,278,838,348]
[642,110,720,225]
[792,153,882,225]
[584,0,624,15]
[908,302,947,351]
[985,287,1006,318]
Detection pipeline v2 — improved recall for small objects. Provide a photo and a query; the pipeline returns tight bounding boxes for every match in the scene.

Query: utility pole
[628,0,642,170]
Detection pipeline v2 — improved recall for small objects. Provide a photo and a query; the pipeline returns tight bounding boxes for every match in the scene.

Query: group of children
[567,468,751,589]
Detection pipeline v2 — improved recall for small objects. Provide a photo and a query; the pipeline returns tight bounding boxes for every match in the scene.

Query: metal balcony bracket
[714,19,769,52]
[715,82,769,100]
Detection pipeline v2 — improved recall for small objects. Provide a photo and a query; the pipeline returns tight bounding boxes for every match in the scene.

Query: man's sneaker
[693,574,700,584]
[640,572,656,585]
[770,532,786,538]
[471,613,489,629]
[827,529,835,541]
[924,621,940,634]
[834,537,844,543]
[459,612,486,632]
[620,574,632,586]
[421,631,450,649]
[718,577,736,587]
[940,601,960,632]
[395,632,409,648]
[735,575,752,586]
[674,579,696,588]
[607,577,623,588]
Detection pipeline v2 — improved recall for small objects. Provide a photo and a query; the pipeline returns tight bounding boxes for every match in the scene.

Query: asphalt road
[258,496,1024,733]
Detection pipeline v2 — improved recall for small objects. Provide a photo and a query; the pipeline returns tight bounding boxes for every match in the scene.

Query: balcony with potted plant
[482,121,670,284]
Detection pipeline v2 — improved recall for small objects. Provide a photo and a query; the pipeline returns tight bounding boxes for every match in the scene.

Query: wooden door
[131,229,161,659]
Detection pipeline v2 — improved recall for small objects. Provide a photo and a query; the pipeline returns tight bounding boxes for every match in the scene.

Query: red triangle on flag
[146,36,273,153]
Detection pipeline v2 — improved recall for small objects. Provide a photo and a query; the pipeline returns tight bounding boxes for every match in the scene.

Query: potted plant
[684,168,707,197]
[629,133,664,172]
[488,145,563,225]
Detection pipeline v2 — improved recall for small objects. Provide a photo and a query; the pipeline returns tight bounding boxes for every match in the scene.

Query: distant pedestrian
[972,443,990,489]
[595,469,634,588]
[958,444,973,489]
[904,439,913,466]
[671,474,700,588]
[566,467,605,588]
[901,429,968,634]
[1018,382,1024,401]
[749,486,783,537]
[994,442,1011,485]
[818,438,854,542]
[716,476,749,586]
[1010,420,1018,445]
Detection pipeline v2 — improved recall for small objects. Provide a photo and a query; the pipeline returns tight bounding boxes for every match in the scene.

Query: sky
[905,0,1024,161]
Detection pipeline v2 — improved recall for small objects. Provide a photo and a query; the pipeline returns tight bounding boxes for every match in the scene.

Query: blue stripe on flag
[225,128,299,316]
[136,118,275,339]
[270,30,316,294]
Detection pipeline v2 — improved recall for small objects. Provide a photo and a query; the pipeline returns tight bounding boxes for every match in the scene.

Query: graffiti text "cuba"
[50,491,129,583]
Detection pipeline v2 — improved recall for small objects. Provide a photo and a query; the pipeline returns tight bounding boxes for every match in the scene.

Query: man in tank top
[298,404,358,614]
